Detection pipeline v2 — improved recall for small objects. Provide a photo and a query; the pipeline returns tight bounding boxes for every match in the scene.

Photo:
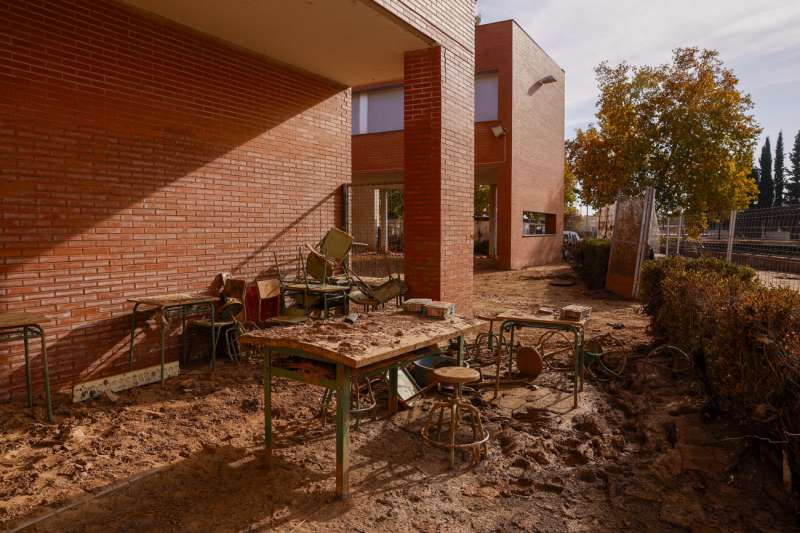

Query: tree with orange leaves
[567,48,760,235]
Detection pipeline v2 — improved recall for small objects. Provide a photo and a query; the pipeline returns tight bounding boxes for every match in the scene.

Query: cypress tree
[758,137,773,208]
[749,167,761,208]
[774,131,784,206]
[788,130,800,205]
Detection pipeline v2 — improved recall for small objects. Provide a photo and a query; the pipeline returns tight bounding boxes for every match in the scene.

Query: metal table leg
[38,325,53,423]
[573,331,580,408]
[335,362,351,499]
[23,327,32,408]
[128,302,141,370]
[388,366,398,414]
[209,303,217,371]
[263,348,272,467]
[159,309,168,386]
[180,306,187,364]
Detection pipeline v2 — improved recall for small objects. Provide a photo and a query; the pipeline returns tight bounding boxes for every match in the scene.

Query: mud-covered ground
[2,263,798,532]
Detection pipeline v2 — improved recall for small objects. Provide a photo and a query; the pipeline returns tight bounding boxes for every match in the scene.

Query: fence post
[726,209,737,262]
[665,216,670,256]
[676,211,683,256]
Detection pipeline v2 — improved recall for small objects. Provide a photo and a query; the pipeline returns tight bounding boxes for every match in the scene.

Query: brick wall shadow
[0,0,349,400]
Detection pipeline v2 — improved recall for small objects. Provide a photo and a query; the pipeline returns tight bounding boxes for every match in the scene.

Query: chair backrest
[223,278,246,300]
[306,248,330,283]
[257,279,280,300]
[319,227,354,263]
[219,299,245,322]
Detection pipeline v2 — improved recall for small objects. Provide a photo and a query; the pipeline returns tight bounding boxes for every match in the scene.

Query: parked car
[563,231,582,261]
[563,231,582,246]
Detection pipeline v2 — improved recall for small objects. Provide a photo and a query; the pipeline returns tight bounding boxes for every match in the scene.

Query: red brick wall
[352,131,403,174]
[375,0,475,314]
[509,22,565,269]
[352,121,503,174]
[476,22,515,268]
[0,0,350,400]
[403,47,444,299]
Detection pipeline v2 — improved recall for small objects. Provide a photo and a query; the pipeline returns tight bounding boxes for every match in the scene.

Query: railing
[657,206,800,291]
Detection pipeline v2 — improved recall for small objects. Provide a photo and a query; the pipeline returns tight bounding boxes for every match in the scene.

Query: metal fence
[346,183,404,280]
[657,206,800,291]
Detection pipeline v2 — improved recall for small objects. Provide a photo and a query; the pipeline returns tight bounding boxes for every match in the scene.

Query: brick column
[403,46,474,314]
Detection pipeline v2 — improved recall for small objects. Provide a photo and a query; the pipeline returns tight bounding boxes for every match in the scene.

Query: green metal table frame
[260,336,466,499]
[499,317,585,408]
[128,297,217,384]
[0,317,53,422]
[280,285,349,320]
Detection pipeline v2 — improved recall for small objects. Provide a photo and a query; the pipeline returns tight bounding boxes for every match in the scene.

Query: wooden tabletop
[496,310,588,328]
[0,312,49,329]
[240,311,484,368]
[128,293,218,308]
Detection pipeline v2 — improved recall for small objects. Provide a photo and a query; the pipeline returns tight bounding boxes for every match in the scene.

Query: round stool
[421,367,489,467]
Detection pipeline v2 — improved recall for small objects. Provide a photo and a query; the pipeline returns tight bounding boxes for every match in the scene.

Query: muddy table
[128,293,218,384]
[0,312,53,422]
[240,311,484,499]
[496,310,588,408]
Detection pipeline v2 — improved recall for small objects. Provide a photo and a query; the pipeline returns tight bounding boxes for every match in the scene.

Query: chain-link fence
[656,206,800,291]
[346,183,404,280]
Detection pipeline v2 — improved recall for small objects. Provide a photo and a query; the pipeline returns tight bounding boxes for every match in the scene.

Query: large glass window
[475,72,499,122]
[523,211,556,236]
[352,86,404,135]
[366,86,403,133]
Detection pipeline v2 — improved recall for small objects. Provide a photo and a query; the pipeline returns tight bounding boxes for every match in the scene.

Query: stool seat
[434,366,479,384]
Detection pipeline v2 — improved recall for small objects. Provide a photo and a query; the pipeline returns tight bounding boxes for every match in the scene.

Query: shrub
[640,256,756,333]
[577,238,612,289]
[640,257,800,481]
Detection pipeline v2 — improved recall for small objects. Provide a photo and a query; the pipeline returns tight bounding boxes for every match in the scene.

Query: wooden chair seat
[433,366,480,384]
[285,283,347,294]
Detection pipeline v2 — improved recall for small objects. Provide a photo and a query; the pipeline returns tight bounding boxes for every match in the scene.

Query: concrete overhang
[120,0,433,86]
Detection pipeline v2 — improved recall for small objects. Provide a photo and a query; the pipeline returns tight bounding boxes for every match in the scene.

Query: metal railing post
[676,211,683,256]
[726,209,737,263]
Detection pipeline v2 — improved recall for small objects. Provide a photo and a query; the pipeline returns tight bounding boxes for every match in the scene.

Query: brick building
[352,20,565,270]
[0,0,476,400]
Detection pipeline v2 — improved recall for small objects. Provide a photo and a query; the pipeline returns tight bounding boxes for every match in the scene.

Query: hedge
[640,257,800,482]
[577,238,612,289]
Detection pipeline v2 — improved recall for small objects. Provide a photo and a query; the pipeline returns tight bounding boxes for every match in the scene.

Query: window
[475,72,498,122]
[352,86,403,135]
[522,211,556,236]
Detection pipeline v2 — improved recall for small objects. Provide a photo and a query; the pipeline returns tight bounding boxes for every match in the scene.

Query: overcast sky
[477,0,800,157]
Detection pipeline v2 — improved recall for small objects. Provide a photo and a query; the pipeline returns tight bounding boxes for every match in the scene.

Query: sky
[477,0,800,158]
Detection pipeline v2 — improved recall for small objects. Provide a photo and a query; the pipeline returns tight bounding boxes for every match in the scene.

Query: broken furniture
[467,313,512,399]
[0,312,53,422]
[273,249,349,319]
[250,278,311,327]
[320,375,378,427]
[346,274,406,311]
[253,279,281,323]
[188,299,246,363]
[496,310,588,408]
[421,366,488,467]
[239,311,483,500]
[128,293,218,384]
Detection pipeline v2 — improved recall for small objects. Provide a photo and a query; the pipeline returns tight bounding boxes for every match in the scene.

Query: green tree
[758,137,773,208]
[567,48,760,235]
[387,190,403,219]
[774,131,784,206]
[787,130,800,205]
[474,184,490,216]
[564,154,579,215]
